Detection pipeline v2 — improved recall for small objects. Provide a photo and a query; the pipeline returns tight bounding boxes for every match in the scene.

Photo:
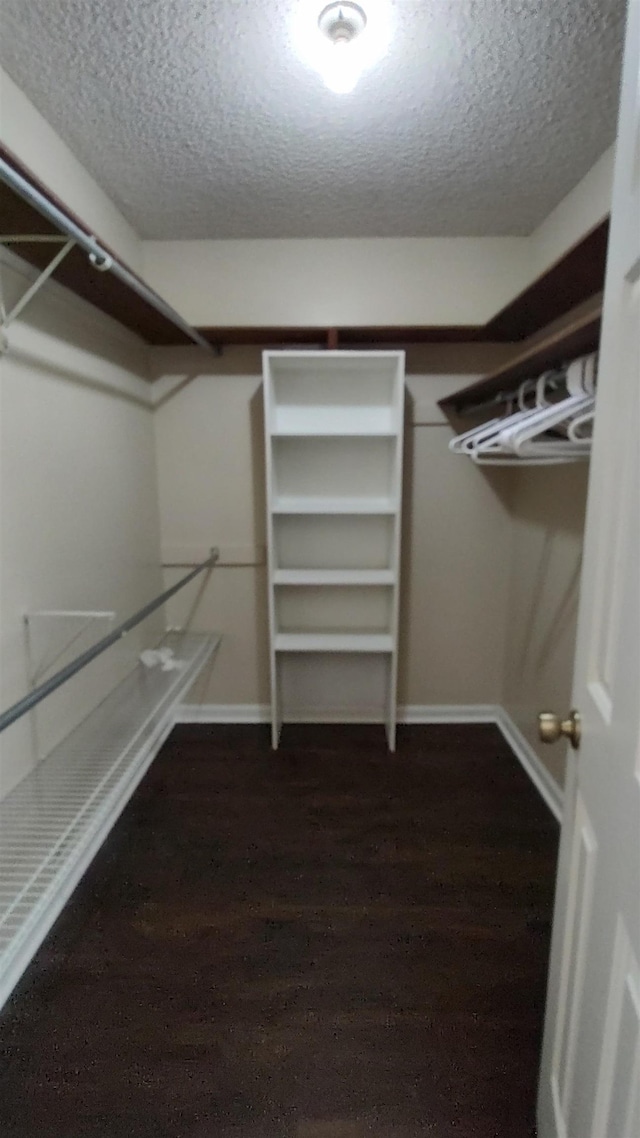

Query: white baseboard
[175,702,499,725]
[494,708,564,822]
[178,703,272,723]
[175,701,563,821]
[401,704,500,724]
[178,704,387,724]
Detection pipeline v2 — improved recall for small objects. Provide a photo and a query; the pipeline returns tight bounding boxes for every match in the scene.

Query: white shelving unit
[263,350,405,750]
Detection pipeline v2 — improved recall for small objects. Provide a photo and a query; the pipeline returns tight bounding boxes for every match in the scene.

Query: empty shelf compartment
[272,437,399,502]
[273,569,395,585]
[273,514,395,570]
[267,352,401,410]
[275,585,392,636]
[278,652,391,719]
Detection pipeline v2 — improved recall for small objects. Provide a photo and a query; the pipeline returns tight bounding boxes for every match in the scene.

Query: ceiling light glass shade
[322,39,361,94]
[293,1,391,94]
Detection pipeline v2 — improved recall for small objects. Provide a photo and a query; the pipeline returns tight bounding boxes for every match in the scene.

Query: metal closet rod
[0,549,220,737]
[0,156,213,354]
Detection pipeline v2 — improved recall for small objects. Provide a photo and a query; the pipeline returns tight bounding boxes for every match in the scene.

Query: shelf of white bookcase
[273,569,395,586]
[272,496,398,515]
[275,632,394,653]
[270,406,397,436]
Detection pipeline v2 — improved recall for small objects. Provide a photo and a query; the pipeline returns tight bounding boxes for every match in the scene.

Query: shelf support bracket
[0,238,75,347]
[24,610,117,688]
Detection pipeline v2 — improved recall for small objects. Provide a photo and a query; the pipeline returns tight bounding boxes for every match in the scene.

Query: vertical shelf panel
[264,350,405,750]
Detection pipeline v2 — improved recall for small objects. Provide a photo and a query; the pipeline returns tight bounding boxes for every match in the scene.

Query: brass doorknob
[538,710,581,750]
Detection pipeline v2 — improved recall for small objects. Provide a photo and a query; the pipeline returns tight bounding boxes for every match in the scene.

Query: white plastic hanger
[472,394,593,464]
[450,353,598,466]
[568,408,595,441]
[467,373,567,461]
[451,381,543,458]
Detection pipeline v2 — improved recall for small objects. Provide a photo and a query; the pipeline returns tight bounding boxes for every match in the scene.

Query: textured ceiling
[0,0,627,239]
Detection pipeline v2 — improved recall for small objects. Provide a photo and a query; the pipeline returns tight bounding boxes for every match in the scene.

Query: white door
[537,3,640,1136]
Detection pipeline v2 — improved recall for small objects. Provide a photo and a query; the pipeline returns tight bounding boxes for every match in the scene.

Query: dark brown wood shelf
[0,145,206,349]
[196,325,488,349]
[439,307,602,414]
[483,219,609,341]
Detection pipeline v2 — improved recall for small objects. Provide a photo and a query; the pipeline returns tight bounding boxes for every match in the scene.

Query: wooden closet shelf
[439,308,602,415]
[0,145,209,350]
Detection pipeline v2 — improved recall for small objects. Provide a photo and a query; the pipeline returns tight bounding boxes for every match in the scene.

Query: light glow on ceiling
[293,1,391,95]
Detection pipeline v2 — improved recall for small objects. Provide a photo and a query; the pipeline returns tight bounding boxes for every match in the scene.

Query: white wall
[151,344,514,715]
[142,237,530,328]
[0,66,142,273]
[528,145,614,281]
[400,361,514,707]
[152,350,269,708]
[502,465,589,789]
[0,252,162,801]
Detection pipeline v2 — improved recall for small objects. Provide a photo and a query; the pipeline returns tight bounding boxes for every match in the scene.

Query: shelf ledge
[270,407,398,436]
[275,632,394,653]
[439,307,602,415]
[272,496,398,515]
[273,570,395,586]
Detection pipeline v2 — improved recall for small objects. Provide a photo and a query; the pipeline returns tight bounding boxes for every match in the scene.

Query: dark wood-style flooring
[0,724,559,1137]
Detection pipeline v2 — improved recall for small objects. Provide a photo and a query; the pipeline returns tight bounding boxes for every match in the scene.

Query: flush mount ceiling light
[294,1,390,95]
[318,3,367,45]
[317,3,366,92]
